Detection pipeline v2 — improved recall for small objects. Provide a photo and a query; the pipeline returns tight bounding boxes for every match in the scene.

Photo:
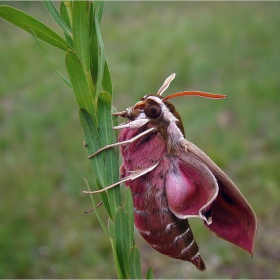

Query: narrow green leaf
[79,109,105,187]
[72,1,95,102]
[146,266,154,279]
[60,1,74,48]
[129,246,142,279]
[94,5,105,99]
[89,1,106,93]
[89,33,98,89]
[0,5,69,51]
[84,178,109,236]
[62,0,73,29]
[115,207,130,278]
[108,218,115,239]
[109,237,125,279]
[88,0,104,48]
[66,50,96,118]
[92,0,104,23]
[97,91,112,146]
[109,217,125,278]
[43,0,72,38]
[97,91,120,217]
[125,188,134,248]
[28,27,72,89]
[72,1,90,73]
[103,60,113,96]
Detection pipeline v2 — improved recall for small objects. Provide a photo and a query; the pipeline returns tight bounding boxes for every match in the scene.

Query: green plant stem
[0,1,144,278]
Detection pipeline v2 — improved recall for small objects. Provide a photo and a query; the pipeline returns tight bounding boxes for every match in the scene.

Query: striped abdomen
[128,174,206,271]
[119,126,205,270]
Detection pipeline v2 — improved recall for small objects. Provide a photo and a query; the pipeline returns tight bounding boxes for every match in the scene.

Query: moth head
[125,95,163,120]
[113,73,227,124]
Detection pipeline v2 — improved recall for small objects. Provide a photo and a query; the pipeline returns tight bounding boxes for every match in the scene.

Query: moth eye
[145,104,161,118]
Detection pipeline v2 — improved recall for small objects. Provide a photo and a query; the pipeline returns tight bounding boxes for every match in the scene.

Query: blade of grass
[129,246,142,279]
[88,1,105,92]
[72,0,90,73]
[125,188,134,248]
[97,91,115,166]
[92,0,104,23]
[72,1,95,102]
[66,50,96,118]
[93,4,105,99]
[28,27,72,89]
[43,0,72,38]
[0,5,69,51]
[115,207,130,278]
[103,60,113,96]
[146,266,154,279]
[62,0,73,29]
[60,1,74,48]
[108,218,115,239]
[97,91,120,217]
[110,237,125,279]
[79,109,105,187]
[89,31,98,89]
[108,219,125,279]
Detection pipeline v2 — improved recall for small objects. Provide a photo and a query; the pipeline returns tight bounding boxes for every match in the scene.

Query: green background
[0,1,279,278]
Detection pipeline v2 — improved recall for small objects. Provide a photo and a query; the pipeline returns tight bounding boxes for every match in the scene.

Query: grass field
[0,1,280,278]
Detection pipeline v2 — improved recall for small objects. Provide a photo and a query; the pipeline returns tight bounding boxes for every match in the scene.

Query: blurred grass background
[0,1,280,278]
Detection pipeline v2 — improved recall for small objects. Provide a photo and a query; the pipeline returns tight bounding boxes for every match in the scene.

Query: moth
[85,73,257,271]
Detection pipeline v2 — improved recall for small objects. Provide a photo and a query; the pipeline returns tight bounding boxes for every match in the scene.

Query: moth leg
[113,118,149,130]
[84,201,103,214]
[88,127,156,159]
[83,162,159,194]
[111,111,126,117]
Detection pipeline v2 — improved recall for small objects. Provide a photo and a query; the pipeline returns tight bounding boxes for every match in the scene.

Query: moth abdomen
[137,209,205,271]
[175,223,206,271]
[130,178,206,271]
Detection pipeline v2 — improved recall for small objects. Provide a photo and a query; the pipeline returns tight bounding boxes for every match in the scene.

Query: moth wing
[180,139,257,255]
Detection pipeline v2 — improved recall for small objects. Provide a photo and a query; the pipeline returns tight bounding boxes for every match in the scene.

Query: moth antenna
[157,73,176,96]
[163,91,227,101]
